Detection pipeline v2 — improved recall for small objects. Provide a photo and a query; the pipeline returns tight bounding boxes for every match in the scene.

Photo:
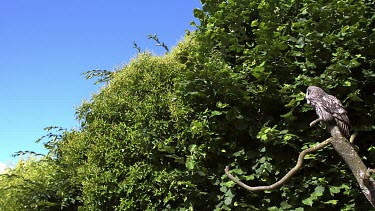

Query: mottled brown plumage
[306,86,351,138]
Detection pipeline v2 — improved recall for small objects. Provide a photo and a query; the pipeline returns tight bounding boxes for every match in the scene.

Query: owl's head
[306,86,326,104]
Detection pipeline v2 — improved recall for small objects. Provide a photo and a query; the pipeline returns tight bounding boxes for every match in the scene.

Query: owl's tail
[334,113,351,139]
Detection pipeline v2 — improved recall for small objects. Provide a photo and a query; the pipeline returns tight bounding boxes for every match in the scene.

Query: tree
[191,0,375,209]
[1,0,374,210]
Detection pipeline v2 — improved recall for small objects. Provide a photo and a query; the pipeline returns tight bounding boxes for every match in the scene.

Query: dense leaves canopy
[1,0,374,210]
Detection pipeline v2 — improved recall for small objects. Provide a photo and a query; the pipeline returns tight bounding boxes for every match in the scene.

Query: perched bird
[306,86,351,138]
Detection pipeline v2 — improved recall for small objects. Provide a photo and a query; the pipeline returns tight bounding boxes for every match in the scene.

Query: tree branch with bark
[225,138,332,191]
[225,126,375,207]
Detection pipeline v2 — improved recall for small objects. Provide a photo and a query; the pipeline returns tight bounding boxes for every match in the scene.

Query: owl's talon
[350,132,358,143]
[309,119,321,127]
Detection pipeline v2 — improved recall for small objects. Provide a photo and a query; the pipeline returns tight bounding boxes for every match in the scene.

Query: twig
[225,138,332,191]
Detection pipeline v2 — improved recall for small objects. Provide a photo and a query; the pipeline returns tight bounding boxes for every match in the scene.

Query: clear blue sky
[0,1,201,166]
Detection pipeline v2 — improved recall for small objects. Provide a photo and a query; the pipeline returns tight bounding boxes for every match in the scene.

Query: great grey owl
[306,86,351,138]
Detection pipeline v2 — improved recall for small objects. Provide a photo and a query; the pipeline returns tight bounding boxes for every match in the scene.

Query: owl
[306,86,351,138]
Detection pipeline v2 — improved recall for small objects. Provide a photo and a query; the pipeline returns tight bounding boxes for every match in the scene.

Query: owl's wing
[322,95,343,111]
[323,94,351,137]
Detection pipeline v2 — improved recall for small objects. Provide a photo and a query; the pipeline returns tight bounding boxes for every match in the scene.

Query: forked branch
[224,138,332,191]
[225,128,375,207]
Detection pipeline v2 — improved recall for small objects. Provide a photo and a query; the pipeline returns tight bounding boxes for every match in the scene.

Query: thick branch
[225,124,375,207]
[224,138,332,191]
[328,126,375,207]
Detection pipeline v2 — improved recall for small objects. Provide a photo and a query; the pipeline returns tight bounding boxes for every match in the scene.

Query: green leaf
[344,81,351,86]
[224,189,234,205]
[302,198,313,206]
[224,196,232,205]
[188,144,197,152]
[329,186,341,195]
[312,186,325,197]
[251,19,259,27]
[230,168,244,175]
[210,110,223,117]
[185,158,195,170]
[232,149,245,157]
[280,201,292,209]
[220,185,228,193]
[304,154,316,159]
[324,200,338,205]
[216,102,229,109]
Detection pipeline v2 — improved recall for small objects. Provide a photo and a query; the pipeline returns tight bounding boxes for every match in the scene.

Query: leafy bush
[0,157,80,210]
[188,0,375,209]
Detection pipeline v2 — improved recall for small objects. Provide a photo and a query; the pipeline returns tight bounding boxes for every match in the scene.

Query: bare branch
[225,138,332,191]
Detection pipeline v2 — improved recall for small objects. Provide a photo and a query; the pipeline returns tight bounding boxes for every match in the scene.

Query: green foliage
[0,158,80,210]
[68,52,209,210]
[0,127,82,211]
[189,0,375,209]
[1,0,375,210]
